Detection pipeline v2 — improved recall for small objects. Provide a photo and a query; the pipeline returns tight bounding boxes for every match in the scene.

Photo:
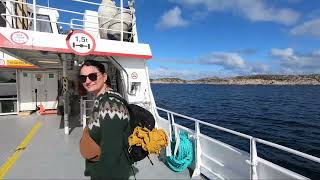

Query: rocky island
[150,74,320,85]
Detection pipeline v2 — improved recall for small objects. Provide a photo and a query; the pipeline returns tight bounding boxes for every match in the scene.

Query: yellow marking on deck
[0,121,42,179]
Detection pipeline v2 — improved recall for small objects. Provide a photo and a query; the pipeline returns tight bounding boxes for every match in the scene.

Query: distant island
[150,74,320,85]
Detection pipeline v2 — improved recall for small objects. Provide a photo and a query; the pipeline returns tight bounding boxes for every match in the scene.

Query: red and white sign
[10,31,29,44]
[131,72,138,79]
[66,30,96,56]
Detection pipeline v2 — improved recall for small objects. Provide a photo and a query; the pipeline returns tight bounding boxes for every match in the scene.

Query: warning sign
[0,59,36,68]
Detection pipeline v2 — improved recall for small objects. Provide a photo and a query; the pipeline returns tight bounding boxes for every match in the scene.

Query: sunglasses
[79,73,101,83]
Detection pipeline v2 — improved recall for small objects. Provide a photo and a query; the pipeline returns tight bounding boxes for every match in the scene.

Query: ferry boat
[0,0,319,179]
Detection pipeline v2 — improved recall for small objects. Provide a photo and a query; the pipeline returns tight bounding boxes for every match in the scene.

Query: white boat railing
[80,99,320,179]
[156,107,320,179]
[0,0,136,42]
[80,97,94,129]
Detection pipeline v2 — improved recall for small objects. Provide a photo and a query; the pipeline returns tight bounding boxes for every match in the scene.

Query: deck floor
[0,114,190,179]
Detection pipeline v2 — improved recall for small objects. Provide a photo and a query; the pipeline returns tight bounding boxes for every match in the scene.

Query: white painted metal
[120,0,123,41]
[1,0,137,43]
[83,10,100,38]
[18,71,34,111]
[256,138,320,164]
[0,27,151,58]
[166,111,172,157]
[43,72,58,109]
[79,98,317,179]
[33,0,36,31]
[155,107,315,179]
[18,71,58,111]
[63,60,69,135]
[5,0,13,28]
[250,138,258,180]
[192,121,202,178]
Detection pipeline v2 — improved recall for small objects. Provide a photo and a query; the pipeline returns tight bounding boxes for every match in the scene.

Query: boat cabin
[0,0,153,133]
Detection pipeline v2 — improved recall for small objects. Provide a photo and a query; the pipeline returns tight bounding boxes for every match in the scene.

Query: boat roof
[0,0,152,69]
[0,28,152,69]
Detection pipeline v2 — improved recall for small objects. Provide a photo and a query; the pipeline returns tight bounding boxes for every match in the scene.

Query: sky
[32,0,320,80]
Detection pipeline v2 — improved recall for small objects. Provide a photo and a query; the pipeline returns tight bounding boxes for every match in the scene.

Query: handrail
[0,97,17,100]
[156,107,320,164]
[256,138,320,164]
[70,18,134,34]
[1,0,136,41]
[80,101,320,164]
[156,107,253,139]
[80,101,320,178]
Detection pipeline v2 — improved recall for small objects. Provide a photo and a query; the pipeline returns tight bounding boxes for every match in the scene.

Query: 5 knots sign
[66,30,96,56]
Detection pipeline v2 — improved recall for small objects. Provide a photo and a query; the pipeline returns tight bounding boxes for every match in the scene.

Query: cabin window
[0,69,18,114]
[29,14,53,33]
[0,2,5,27]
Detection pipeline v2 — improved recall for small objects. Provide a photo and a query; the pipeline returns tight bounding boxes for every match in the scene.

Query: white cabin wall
[83,10,100,38]
[36,8,59,34]
[115,57,155,109]
[17,70,59,111]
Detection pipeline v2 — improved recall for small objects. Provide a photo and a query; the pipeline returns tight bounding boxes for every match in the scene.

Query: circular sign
[10,31,29,44]
[66,30,96,56]
[131,72,138,79]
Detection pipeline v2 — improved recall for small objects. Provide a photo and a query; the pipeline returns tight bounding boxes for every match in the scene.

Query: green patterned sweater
[84,91,131,179]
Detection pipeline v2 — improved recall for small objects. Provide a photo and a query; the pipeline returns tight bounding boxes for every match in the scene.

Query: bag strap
[104,92,136,176]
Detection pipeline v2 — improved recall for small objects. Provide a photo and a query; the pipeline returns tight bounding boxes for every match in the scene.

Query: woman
[79,60,131,179]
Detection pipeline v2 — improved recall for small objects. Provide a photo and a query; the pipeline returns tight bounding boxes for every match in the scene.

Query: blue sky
[136,0,320,79]
[32,0,320,80]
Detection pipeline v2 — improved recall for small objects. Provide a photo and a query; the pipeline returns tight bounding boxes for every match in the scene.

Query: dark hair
[80,60,105,74]
[106,75,111,86]
[80,60,112,86]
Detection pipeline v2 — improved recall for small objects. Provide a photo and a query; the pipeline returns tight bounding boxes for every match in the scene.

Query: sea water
[152,84,320,179]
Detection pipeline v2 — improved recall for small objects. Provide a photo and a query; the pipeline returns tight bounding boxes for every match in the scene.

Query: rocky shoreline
[150,75,320,85]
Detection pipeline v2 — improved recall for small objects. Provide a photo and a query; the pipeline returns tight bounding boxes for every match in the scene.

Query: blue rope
[166,132,193,172]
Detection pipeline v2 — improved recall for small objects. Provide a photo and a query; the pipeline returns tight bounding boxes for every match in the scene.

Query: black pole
[35,88,39,110]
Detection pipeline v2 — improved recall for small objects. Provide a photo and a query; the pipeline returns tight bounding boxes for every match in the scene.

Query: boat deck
[0,114,190,179]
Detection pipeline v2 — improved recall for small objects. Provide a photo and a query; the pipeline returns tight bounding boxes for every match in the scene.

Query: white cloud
[251,63,269,74]
[149,67,223,80]
[149,49,283,78]
[270,48,320,72]
[169,0,300,25]
[312,49,320,56]
[271,48,296,60]
[200,52,247,69]
[156,6,189,30]
[290,18,320,38]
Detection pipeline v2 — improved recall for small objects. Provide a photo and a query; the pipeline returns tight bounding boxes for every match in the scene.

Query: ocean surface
[151,84,320,179]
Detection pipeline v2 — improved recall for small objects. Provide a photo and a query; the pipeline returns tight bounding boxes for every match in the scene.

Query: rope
[166,132,193,172]
[128,127,168,154]
[62,77,68,94]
